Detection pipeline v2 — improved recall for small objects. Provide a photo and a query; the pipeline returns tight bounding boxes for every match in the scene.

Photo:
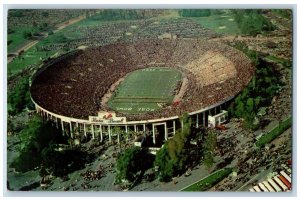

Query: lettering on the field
[159,69,172,72]
[142,68,156,72]
[138,108,155,112]
[116,107,132,111]
[142,68,172,72]
[115,107,155,112]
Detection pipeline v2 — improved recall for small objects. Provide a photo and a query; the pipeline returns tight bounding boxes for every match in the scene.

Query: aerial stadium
[30,39,254,146]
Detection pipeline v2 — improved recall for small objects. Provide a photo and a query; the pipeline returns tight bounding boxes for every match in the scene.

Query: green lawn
[256,116,292,148]
[46,18,107,40]
[189,14,241,35]
[8,48,56,76]
[181,168,233,191]
[108,67,182,114]
[8,26,39,53]
[7,17,112,76]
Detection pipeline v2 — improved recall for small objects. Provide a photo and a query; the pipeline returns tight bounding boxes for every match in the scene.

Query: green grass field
[8,26,39,53]
[108,67,182,114]
[189,14,241,35]
[8,48,56,76]
[7,17,112,76]
[256,116,292,148]
[181,168,233,191]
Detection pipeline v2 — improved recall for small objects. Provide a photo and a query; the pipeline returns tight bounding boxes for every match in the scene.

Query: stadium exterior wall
[30,94,233,144]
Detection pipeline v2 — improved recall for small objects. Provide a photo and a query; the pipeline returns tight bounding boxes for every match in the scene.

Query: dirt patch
[100,77,125,109]
[173,75,188,102]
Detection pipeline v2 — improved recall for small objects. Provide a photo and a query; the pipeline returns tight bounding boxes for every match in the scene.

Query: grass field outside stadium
[108,67,182,114]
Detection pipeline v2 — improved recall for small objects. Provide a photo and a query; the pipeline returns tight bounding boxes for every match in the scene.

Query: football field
[108,67,182,114]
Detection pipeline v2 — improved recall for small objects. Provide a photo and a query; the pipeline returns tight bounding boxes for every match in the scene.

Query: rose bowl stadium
[30,39,254,145]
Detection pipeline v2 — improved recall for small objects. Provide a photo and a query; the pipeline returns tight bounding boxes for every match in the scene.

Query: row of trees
[179,9,212,17]
[232,10,275,36]
[90,10,148,21]
[12,113,218,184]
[115,113,219,183]
[228,43,281,129]
[21,23,49,39]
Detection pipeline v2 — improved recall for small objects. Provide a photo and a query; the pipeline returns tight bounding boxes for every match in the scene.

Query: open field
[8,48,56,75]
[190,14,241,35]
[108,67,182,114]
[7,26,39,53]
[7,15,99,76]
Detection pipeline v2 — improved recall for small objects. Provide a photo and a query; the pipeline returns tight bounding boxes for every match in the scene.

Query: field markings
[108,67,182,114]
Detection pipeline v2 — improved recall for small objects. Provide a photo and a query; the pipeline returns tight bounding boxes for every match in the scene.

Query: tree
[246,98,255,113]
[91,9,145,21]
[22,30,32,39]
[115,147,153,183]
[235,101,245,118]
[229,49,281,130]
[11,115,64,172]
[8,76,32,115]
[154,145,175,181]
[8,28,14,34]
[155,113,192,181]
[42,11,49,17]
[10,10,23,17]
[234,10,275,36]
[179,9,211,17]
[39,23,49,31]
[203,130,217,169]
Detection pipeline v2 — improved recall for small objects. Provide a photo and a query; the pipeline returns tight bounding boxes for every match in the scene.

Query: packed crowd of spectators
[30,39,254,121]
[133,18,218,40]
[38,18,219,52]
